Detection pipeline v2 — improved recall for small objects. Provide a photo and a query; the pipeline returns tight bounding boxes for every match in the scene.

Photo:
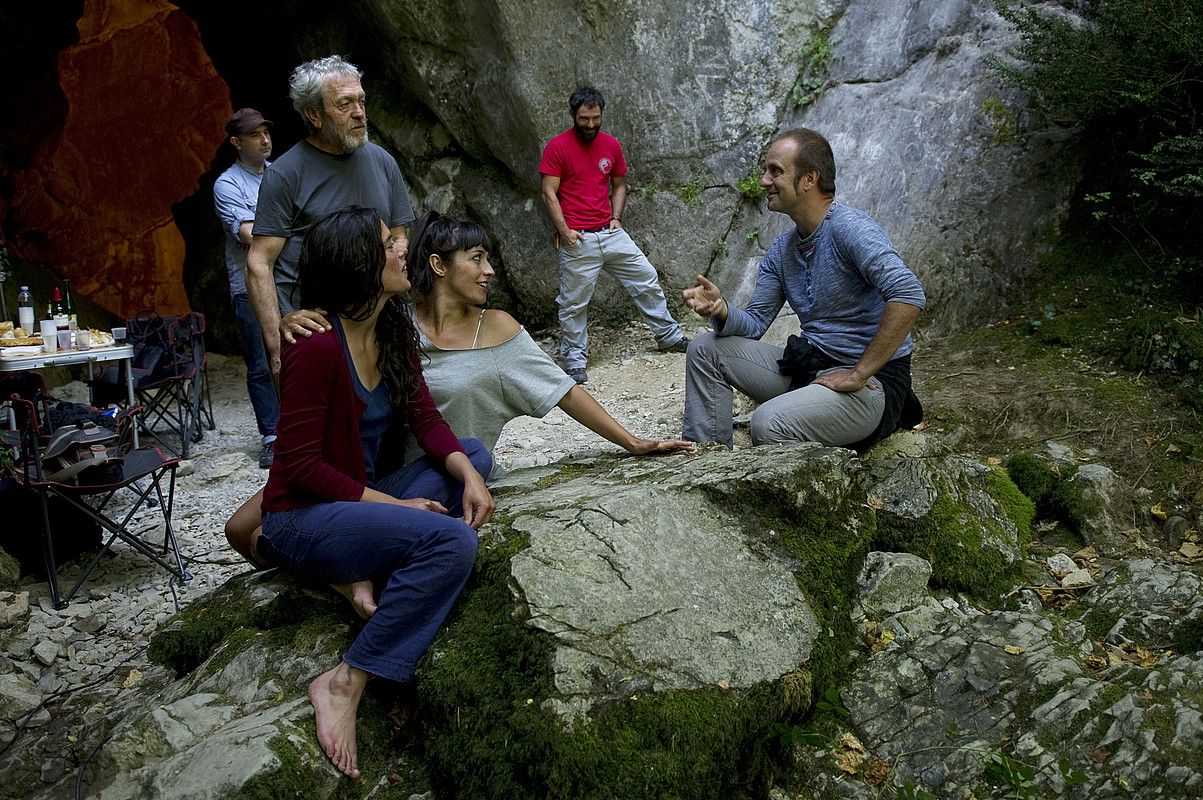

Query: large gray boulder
[4,444,1038,799]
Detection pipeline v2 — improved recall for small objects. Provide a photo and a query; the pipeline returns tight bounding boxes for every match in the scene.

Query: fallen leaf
[717,680,730,690]
[1145,435,1160,447]
[863,758,891,786]
[986,456,1003,466]
[835,749,865,775]
[1150,504,1167,522]
[1004,645,1025,655]
[121,669,143,689]
[1071,546,1099,562]
[838,732,866,753]
[1179,542,1203,560]
[1083,654,1108,671]
[1166,444,1181,455]
[1089,747,1110,764]
[865,495,886,510]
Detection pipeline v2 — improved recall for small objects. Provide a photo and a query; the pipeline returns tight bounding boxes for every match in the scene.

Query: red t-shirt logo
[598,158,612,175]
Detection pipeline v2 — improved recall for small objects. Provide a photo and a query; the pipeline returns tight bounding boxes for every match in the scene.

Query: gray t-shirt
[404,326,576,465]
[253,140,414,312]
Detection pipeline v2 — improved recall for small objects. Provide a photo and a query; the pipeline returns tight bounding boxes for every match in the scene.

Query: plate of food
[0,345,45,358]
[86,328,116,347]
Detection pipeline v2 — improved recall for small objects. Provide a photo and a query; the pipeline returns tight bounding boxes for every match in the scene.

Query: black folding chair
[5,394,191,609]
[95,311,215,457]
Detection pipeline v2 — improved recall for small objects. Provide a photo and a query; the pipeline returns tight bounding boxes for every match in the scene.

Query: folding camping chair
[5,394,191,609]
[1,371,54,442]
[95,311,215,458]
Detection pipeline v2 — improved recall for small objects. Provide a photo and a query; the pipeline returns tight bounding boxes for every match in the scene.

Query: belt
[578,224,609,233]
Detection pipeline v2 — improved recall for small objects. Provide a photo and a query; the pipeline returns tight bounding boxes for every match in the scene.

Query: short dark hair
[569,86,605,114]
[298,206,385,320]
[779,128,836,196]
[407,210,493,302]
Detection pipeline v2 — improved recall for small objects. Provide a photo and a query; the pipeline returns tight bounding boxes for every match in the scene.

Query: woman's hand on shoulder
[626,437,697,456]
[280,308,331,344]
[481,309,521,347]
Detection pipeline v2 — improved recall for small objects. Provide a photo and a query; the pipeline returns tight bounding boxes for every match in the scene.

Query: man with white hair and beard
[247,54,415,376]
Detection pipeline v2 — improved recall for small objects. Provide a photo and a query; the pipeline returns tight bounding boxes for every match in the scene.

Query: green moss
[1005,453,1101,539]
[534,462,590,490]
[988,467,1035,549]
[148,577,346,676]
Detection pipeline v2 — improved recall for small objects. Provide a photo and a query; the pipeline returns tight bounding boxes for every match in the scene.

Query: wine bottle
[62,278,78,331]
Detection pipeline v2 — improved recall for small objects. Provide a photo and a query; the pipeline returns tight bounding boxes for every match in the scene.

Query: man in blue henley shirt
[681,128,925,450]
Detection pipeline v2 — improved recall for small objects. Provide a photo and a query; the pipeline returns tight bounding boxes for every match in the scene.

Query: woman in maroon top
[253,206,493,780]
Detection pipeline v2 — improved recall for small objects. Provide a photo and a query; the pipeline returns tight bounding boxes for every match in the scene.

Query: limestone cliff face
[4,0,228,319]
[356,0,1076,331]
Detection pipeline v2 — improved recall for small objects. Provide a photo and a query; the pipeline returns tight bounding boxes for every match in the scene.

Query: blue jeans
[231,292,279,438]
[557,228,684,370]
[260,439,491,682]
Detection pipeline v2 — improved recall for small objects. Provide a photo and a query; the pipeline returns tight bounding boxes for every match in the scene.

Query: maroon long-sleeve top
[262,326,463,512]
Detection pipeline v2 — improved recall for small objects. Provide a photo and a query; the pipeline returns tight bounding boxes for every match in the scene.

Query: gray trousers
[557,228,684,370]
[682,331,885,447]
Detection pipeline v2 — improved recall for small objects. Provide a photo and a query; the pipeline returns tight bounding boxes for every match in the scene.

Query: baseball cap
[226,108,273,136]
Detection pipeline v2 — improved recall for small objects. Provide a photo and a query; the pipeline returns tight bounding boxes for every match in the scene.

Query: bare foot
[309,662,368,779]
[331,580,377,619]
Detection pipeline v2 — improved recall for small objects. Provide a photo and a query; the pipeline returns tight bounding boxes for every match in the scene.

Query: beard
[573,123,599,142]
[318,116,369,153]
[332,125,368,152]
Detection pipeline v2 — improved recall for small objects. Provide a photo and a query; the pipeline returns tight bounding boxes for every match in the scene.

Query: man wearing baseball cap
[213,107,279,468]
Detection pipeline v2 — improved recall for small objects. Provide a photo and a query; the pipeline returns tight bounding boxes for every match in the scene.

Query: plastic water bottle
[17,285,34,332]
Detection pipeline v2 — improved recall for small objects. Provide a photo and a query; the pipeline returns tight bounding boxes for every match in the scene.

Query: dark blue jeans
[260,439,491,682]
[231,292,279,438]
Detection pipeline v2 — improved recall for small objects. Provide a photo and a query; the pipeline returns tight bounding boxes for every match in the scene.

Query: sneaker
[566,367,588,385]
[258,437,276,469]
[659,337,690,354]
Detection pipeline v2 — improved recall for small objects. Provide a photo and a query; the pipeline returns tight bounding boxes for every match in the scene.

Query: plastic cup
[76,330,91,350]
[56,330,73,351]
[40,320,58,353]
[112,326,127,345]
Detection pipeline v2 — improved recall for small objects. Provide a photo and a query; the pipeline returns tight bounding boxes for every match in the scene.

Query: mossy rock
[418,446,872,799]
[866,455,1032,597]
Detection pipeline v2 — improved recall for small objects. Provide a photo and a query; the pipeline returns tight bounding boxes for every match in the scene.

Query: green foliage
[790,31,833,108]
[992,0,1203,294]
[1112,309,1203,410]
[983,751,1040,799]
[1173,616,1203,654]
[896,782,937,800]
[676,178,703,206]
[737,173,766,202]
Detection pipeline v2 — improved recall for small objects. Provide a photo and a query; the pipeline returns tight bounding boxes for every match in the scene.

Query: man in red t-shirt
[539,86,688,384]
